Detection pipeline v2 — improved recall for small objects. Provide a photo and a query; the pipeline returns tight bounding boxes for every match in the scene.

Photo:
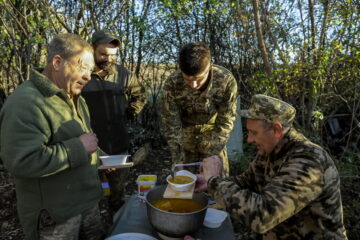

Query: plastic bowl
[166,170,196,192]
[203,208,228,228]
[99,155,130,166]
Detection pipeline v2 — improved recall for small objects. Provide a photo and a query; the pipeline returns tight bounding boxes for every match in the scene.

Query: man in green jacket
[162,42,238,175]
[0,34,104,239]
[193,94,347,239]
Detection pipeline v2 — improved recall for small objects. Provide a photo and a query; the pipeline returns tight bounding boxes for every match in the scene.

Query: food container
[203,208,228,228]
[136,175,157,193]
[146,185,208,238]
[100,154,130,166]
[166,170,196,192]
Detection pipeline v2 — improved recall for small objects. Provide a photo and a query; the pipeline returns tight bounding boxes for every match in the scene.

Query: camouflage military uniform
[39,205,104,240]
[207,94,347,239]
[162,65,238,174]
[82,64,146,212]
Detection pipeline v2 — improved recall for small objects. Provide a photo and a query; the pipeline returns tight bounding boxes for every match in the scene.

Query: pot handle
[137,192,147,202]
[207,194,217,205]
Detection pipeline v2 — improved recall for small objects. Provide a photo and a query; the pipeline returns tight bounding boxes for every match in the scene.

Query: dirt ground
[1,147,360,239]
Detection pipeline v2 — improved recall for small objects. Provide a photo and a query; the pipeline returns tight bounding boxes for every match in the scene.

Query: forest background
[0,0,359,239]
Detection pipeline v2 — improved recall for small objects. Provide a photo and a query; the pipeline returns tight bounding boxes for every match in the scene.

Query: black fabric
[0,88,6,110]
[82,86,129,154]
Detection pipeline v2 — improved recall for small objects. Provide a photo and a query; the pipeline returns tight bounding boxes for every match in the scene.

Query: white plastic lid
[136,175,157,184]
[203,208,228,228]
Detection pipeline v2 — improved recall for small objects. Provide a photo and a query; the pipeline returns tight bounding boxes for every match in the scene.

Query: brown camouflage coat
[208,128,347,239]
[162,65,237,169]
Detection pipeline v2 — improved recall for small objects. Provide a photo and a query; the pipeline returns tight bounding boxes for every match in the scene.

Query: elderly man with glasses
[0,33,105,240]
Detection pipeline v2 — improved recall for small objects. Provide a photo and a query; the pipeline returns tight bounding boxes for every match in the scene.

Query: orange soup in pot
[152,199,203,213]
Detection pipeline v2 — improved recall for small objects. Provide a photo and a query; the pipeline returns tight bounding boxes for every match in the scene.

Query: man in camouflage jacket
[162,42,238,174]
[194,94,347,239]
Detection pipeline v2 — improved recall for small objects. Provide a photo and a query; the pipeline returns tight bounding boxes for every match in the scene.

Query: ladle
[170,162,201,178]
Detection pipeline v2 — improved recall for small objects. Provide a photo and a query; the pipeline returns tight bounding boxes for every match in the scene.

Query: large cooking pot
[145,185,208,238]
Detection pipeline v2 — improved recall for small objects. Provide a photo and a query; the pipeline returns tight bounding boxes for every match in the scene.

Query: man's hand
[79,133,98,154]
[194,174,208,193]
[201,155,223,182]
[102,167,117,173]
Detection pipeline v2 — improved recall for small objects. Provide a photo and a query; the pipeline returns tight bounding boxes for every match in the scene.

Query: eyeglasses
[65,59,94,74]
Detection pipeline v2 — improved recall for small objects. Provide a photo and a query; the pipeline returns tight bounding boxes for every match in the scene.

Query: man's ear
[273,122,284,139]
[52,55,63,71]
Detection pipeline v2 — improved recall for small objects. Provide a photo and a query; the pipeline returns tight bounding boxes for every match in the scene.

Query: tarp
[227,95,243,162]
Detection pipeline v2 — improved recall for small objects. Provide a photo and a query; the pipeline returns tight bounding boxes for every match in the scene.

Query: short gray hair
[259,120,290,133]
[260,120,274,131]
[47,33,93,63]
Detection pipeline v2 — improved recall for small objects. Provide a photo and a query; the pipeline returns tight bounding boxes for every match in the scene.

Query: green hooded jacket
[0,69,103,239]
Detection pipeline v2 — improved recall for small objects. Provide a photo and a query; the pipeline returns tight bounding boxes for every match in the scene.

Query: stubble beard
[96,60,116,75]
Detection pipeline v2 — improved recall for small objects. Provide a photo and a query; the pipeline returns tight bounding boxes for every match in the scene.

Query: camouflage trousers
[182,126,230,176]
[38,205,105,240]
[104,167,130,213]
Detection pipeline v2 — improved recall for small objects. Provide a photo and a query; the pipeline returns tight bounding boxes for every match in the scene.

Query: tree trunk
[306,0,318,131]
[259,2,288,68]
[135,0,151,78]
[130,0,135,71]
[252,0,272,78]
[308,0,317,64]
[319,0,329,49]
[297,0,306,59]
[205,1,218,64]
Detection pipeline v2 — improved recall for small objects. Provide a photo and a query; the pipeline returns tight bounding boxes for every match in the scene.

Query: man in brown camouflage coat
[194,94,347,239]
[162,42,238,174]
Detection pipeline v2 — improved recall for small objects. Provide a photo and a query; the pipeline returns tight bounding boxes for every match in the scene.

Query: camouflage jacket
[162,65,238,163]
[208,128,347,239]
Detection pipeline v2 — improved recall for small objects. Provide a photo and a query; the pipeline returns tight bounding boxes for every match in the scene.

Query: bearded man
[81,30,146,212]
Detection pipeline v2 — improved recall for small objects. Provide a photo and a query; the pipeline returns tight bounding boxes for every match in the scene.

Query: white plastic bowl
[203,208,228,228]
[166,170,196,192]
[100,155,130,166]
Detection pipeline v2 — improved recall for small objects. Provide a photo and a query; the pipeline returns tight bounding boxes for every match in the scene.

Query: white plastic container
[203,208,228,228]
[100,155,130,166]
[136,175,157,193]
[166,170,196,192]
